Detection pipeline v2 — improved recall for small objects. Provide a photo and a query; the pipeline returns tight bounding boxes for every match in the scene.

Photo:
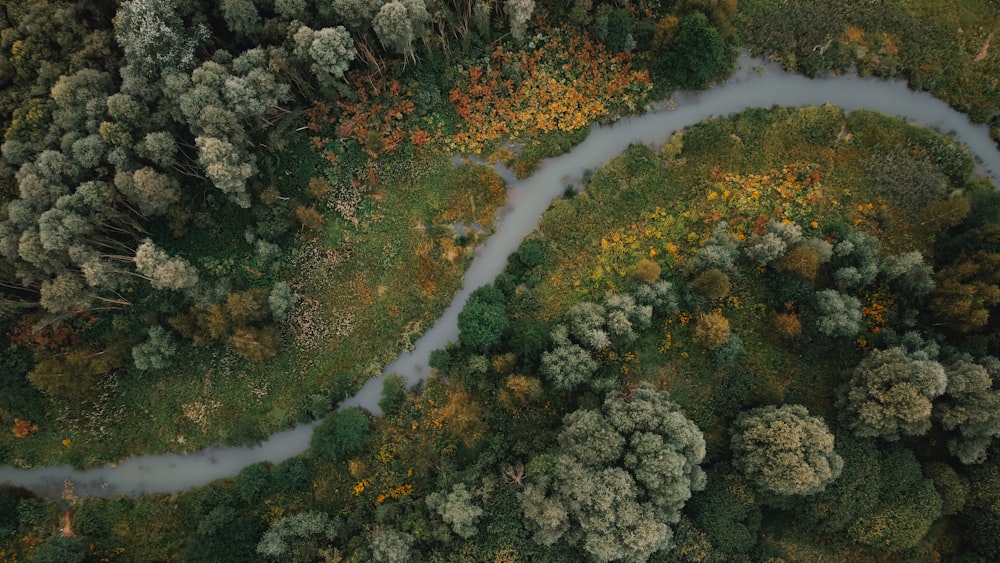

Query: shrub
[690,268,731,301]
[814,289,863,338]
[633,258,661,284]
[770,311,802,339]
[310,407,372,462]
[458,300,509,352]
[775,245,821,281]
[694,311,730,350]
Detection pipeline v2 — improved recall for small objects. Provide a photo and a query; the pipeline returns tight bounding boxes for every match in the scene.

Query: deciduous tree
[838,347,946,440]
[731,404,843,496]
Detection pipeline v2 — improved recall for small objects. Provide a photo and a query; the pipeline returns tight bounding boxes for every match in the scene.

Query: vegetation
[2,0,1000,561]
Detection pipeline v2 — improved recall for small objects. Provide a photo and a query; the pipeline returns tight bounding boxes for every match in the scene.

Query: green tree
[838,347,946,440]
[115,0,207,79]
[935,357,1000,464]
[221,0,262,40]
[458,299,509,352]
[308,27,357,80]
[369,527,415,562]
[654,12,729,89]
[731,404,843,496]
[257,511,339,561]
[426,483,484,539]
[540,343,597,390]
[522,384,706,562]
[813,289,863,338]
[310,407,372,462]
[131,325,177,371]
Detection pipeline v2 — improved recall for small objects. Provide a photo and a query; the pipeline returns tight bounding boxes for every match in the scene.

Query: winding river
[4,53,1000,499]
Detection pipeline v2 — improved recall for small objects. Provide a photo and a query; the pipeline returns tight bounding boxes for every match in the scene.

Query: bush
[775,245,821,281]
[235,462,271,504]
[690,268,731,301]
[458,300,509,352]
[813,289,863,338]
[694,311,730,350]
[273,458,310,494]
[633,258,661,284]
[379,374,408,416]
[770,311,802,339]
[310,407,372,462]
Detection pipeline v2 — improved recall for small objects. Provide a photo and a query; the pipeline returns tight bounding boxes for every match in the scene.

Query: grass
[740,0,1000,123]
[0,142,506,468]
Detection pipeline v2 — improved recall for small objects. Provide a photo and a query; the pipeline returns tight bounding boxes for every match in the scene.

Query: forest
[1,0,1000,561]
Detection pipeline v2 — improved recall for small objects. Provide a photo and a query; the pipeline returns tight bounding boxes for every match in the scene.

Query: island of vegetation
[2,0,1000,561]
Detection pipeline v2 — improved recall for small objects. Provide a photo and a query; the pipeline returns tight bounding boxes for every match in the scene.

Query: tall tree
[731,404,843,496]
[522,384,705,562]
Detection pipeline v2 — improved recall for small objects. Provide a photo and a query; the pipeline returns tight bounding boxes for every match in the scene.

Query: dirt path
[974,32,994,62]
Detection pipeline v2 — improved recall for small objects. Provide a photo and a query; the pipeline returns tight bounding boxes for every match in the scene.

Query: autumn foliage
[448,29,651,153]
[11,418,38,438]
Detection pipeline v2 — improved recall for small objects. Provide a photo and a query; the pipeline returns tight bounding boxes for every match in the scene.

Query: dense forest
[2,0,1000,561]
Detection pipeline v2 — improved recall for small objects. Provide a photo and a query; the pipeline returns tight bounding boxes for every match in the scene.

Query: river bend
[3,53,999,498]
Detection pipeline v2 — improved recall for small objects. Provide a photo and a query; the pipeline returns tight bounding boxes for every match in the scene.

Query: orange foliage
[447,28,651,152]
[12,418,38,438]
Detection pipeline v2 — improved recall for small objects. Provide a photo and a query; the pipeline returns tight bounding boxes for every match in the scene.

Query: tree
[838,347,947,440]
[115,167,180,216]
[775,244,822,281]
[633,280,680,317]
[731,404,843,496]
[881,251,935,298]
[257,511,340,561]
[268,282,294,319]
[930,250,1000,333]
[31,535,87,563]
[115,0,207,79]
[310,407,371,462]
[426,483,484,539]
[132,325,177,371]
[457,299,509,352]
[540,343,597,390]
[813,289,863,338]
[308,27,356,80]
[506,0,535,42]
[935,357,1000,464]
[692,221,739,272]
[522,384,706,562]
[369,527,415,562]
[654,12,729,89]
[221,0,262,39]
[195,136,255,208]
[39,272,93,313]
[690,268,730,301]
[373,0,429,57]
[134,239,199,290]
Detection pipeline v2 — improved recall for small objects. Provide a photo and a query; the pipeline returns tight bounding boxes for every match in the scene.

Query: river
[3,53,999,499]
